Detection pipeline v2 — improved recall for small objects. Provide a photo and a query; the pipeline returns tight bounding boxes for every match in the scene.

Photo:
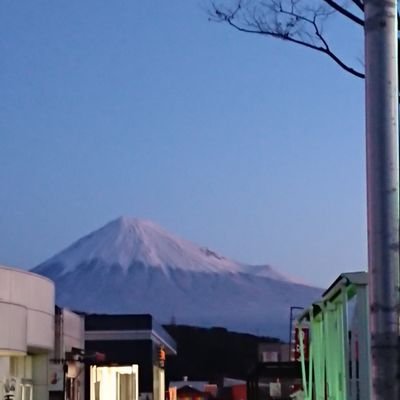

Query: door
[117,373,136,400]
[90,365,138,400]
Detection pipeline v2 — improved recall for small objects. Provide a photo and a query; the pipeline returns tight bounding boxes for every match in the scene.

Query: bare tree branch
[352,0,364,12]
[322,0,364,25]
[210,0,365,78]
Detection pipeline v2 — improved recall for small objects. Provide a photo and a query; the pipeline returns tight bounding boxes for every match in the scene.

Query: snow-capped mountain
[33,216,322,338]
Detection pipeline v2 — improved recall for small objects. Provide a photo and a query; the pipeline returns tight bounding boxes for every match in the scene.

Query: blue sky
[0,0,366,287]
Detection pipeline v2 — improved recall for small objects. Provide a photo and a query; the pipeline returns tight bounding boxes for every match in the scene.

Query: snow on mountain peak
[34,216,301,284]
[36,216,237,275]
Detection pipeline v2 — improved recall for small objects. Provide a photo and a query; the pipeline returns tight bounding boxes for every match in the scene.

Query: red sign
[159,347,166,368]
[293,327,309,361]
[94,352,106,362]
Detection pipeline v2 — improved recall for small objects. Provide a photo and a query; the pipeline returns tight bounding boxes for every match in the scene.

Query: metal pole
[364,0,400,399]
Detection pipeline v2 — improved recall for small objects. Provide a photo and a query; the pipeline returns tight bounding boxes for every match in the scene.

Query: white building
[49,307,85,400]
[0,264,55,400]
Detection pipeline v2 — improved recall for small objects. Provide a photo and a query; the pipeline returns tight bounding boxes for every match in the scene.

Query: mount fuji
[32,217,322,338]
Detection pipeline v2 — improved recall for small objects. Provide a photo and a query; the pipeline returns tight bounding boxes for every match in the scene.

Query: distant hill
[164,324,279,382]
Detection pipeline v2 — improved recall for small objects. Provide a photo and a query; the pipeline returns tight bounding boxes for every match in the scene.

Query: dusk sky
[0,0,366,287]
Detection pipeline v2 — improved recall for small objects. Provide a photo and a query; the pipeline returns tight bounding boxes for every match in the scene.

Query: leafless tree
[208,0,366,78]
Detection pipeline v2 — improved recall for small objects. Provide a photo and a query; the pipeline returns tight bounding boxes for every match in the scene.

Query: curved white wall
[0,265,55,354]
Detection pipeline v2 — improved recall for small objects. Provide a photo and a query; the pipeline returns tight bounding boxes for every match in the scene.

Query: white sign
[269,382,281,398]
[3,377,17,400]
[49,364,64,391]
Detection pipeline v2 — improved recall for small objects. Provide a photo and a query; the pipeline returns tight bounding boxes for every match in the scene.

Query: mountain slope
[32,217,321,338]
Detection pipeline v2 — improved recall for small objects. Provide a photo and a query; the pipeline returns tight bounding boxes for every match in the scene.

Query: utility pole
[364,0,400,399]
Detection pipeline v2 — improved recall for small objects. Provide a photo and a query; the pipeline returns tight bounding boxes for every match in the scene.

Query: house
[176,385,211,400]
[84,314,177,400]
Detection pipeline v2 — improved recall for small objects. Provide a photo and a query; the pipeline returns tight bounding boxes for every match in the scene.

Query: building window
[261,351,278,362]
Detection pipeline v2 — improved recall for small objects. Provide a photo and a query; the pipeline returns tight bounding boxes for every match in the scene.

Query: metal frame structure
[296,272,371,400]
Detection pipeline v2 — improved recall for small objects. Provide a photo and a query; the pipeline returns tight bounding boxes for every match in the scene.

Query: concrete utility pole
[364,0,400,399]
